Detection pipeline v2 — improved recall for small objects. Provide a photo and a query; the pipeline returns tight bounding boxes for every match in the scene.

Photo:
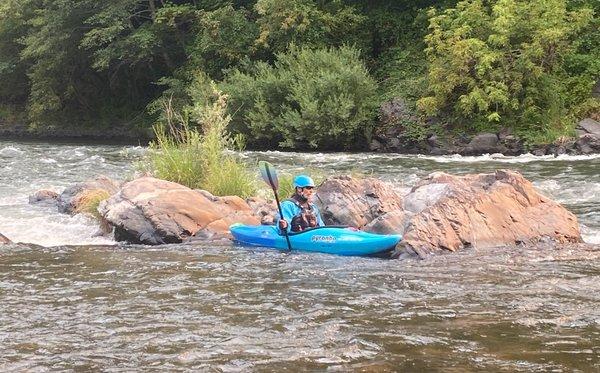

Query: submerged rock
[99,177,259,244]
[0,232,11,244]
[28,189,59,206]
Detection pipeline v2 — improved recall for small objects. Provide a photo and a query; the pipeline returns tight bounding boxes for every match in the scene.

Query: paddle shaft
[264,168,293,251]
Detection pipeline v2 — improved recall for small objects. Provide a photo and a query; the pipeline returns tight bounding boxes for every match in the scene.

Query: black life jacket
[284,195,318,232]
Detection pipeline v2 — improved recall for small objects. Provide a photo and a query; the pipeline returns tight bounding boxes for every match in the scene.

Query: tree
[254,0,365,55]
[223,45,377,149]
[0,0,31,105]
[418,0,594,142]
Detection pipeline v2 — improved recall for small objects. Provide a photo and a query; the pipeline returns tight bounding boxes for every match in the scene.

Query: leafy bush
[418,0,594,143]
[223,45,378,150]
[143,82,257,198]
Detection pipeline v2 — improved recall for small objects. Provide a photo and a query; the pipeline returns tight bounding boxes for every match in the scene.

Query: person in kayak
[278,175,325,233]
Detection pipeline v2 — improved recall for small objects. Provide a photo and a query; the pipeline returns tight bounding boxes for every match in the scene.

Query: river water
[0,139,599,371]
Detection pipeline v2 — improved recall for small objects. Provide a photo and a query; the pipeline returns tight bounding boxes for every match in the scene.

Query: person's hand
[278,219,288,230]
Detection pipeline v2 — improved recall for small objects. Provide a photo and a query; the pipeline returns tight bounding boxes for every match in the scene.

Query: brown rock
[28,190,59,205]
[364,210,412,235]
[399,170,581,257]
[316,176,403,228]
[58,176,121,214]
[99,177,260,244]
[246,197,277,225]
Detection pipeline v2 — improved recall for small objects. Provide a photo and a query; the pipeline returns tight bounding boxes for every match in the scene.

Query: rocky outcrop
[396,170,581,258]
[371,98,600,155]
[0,232,11,244]
[98,177,259,244]
[312,172,581,259]
[372,127,526,156]
[60,169,582,257]
[315,176,404,228]
[58,176,121,214]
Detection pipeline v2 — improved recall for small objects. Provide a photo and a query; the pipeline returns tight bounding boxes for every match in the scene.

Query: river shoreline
[2,128,599,157]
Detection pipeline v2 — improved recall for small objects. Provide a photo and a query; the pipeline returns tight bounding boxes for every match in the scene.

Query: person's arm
[278,201,296,233]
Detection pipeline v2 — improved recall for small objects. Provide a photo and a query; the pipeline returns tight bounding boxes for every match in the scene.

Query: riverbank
[3,117,600,157]
[371,118,600,157]
[0,119,152,145]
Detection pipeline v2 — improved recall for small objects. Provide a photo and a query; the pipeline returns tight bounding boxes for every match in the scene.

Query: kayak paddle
[258,161,292,251]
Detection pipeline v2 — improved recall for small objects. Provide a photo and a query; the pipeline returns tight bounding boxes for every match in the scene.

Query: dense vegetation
[142,84,257,197]
[0,0,598,149]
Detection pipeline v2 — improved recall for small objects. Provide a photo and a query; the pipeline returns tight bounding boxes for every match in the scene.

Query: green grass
[73,189,111,220]
[142,87,257,198]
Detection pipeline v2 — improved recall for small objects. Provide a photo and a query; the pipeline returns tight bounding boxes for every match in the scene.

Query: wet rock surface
[315,176,404,227]
[314,171,581,259]
[57,170,583,256]
[396,170,581,258]
[58,176,121,214]
[98,177,259,244]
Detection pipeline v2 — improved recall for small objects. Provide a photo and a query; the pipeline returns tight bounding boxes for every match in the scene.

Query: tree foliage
[223,45,377,149]
[418,0,595,141]
[0,0,597,147]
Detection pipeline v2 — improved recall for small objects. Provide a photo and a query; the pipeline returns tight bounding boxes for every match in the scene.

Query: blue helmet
[293,175,315,188]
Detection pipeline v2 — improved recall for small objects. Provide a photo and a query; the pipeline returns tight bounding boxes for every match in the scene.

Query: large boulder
[315,176,404,228]
[98,177,259,244]
[463,133,501,155]
[398,170,581,257]
[0,232,10,244]
[576,118,600,137]
[319,172,581,259]
[58,176,121,214]
[575,133,600,154]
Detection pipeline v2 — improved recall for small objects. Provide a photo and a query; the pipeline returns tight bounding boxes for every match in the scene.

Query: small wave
[415,152,600,164]
[0,146,24,158]
[119,146,147,157]
[243,150,600,165]
[0,213,115,246]
[534,180,600,203]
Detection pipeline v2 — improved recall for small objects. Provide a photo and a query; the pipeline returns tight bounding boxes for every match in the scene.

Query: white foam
[413,153,600,164]
[0,146,24,158]
[0,212,115,246]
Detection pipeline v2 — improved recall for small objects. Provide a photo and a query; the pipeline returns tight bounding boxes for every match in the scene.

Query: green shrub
[418,0,594,143]
[223,45,378,150]
[143,82,257,198]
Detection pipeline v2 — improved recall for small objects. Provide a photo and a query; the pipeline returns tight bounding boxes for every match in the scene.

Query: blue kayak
[230,224,401,256]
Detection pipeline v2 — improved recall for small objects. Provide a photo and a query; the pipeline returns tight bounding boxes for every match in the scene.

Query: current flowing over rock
[0,232,11,244]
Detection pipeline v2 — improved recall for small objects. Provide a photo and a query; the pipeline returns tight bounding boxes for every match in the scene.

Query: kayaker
[278,175,325,233]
